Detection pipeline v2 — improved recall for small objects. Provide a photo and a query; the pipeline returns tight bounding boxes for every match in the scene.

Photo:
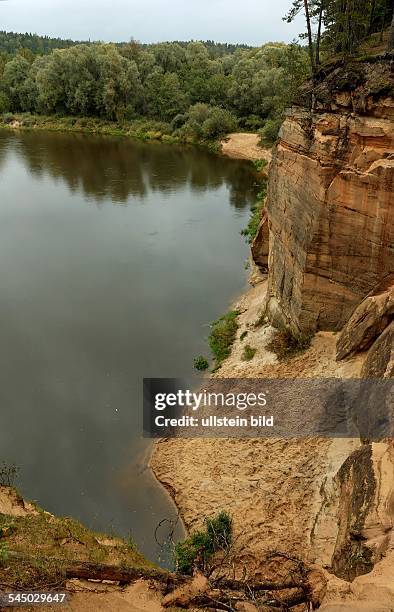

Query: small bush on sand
[267,330,312,361]
[174,511,232,575]
[242,344,257,361]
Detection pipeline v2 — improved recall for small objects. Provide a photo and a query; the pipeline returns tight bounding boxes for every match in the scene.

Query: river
[0,129,257,564]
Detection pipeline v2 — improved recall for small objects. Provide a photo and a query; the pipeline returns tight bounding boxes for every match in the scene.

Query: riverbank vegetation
[209,311,240,369]
[241,180,268,243]
[194,311,240,373]
[0,35,309,144]
[174,511,233,575]
[0,2,392,146]
[0,487,154,590]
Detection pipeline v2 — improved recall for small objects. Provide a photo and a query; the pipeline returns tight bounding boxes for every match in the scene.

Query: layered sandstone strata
[263,59,394,335]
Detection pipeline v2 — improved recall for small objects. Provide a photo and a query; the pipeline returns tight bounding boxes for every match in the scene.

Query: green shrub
[174,511,232,575]
[194,355,209,371]
[0,93,10,114]
[205,511,232,551]
[240,331,248,341]
[253,158,268,172]
[241,182,267,244]
[180,103,238,141]
[209,311,239,367]
[259,116,283,145]
[171,113,187,130]
[242,344,257,361]
[200,107,238,139]
[241,114,265,130]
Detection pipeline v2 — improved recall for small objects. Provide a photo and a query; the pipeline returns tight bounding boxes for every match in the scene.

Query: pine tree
[284,1,316,74]
[388,6,394,49]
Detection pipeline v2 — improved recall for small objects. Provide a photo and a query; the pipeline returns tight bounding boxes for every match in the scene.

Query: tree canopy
[0,34,310,143]
[285,0,394,74]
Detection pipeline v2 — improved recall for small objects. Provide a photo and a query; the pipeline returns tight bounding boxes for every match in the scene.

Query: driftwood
[7,551,309,609]
[64,560,170,584]
[64,561,308,609]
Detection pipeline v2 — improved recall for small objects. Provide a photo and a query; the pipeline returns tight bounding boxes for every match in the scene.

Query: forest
[0,0,393,144]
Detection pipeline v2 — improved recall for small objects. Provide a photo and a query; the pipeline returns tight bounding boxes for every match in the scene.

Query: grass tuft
[241,344,257,361]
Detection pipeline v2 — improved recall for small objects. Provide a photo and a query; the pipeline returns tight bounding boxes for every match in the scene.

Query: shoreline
[1,114,275,558]
[0,113,270,163]
[150,279,367,570]
[0,113,221,153]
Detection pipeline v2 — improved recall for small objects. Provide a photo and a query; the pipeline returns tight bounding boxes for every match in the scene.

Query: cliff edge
[263,56,394,336]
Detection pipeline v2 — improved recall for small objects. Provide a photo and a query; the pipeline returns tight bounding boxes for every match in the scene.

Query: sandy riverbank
[221,132,272,162]
[151,279,366,575]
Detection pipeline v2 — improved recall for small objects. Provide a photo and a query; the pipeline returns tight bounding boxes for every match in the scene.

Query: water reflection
[0,129,256,565]
[0,130,256,207]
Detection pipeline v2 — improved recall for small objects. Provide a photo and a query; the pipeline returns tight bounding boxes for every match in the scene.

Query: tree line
[0,38,309,142]
[0,0,392,143]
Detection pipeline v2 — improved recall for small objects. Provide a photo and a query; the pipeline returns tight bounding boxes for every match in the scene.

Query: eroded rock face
[251,210,269,271]
[361,320,394,378]
[319,442,394,610]
[336,275,394,360]
[331,445,376,581]
[262,61,394,335]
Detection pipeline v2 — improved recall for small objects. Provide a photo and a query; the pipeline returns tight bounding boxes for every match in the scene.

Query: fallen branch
[214,576,301,592]
[5,551,310,610]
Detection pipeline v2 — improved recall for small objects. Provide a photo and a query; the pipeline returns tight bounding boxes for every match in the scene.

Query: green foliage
[209,311,239,367]
[259,116,283,145]
[126,535,137,552]
[1,112,15,124]
[2,55,30,111]
[267,329,313,361]
[0,34,310,141]
[0,31,90,56]
[323,0,393,56]
[284,0,394,70]
[0,92,9,112]
[241,183,267,243]
[253,158,268,172]
[242,344,257,361]
[194,355,209,371]
[240,331,248,341]
[178,103,238,140]
[144,70,188,121]
[199,107,238,139]
[174,511,233,575]
[0,542,8,565]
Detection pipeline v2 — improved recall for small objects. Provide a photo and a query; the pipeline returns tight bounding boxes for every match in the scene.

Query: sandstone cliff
[152,57,394,611]
[262,57,394,336]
